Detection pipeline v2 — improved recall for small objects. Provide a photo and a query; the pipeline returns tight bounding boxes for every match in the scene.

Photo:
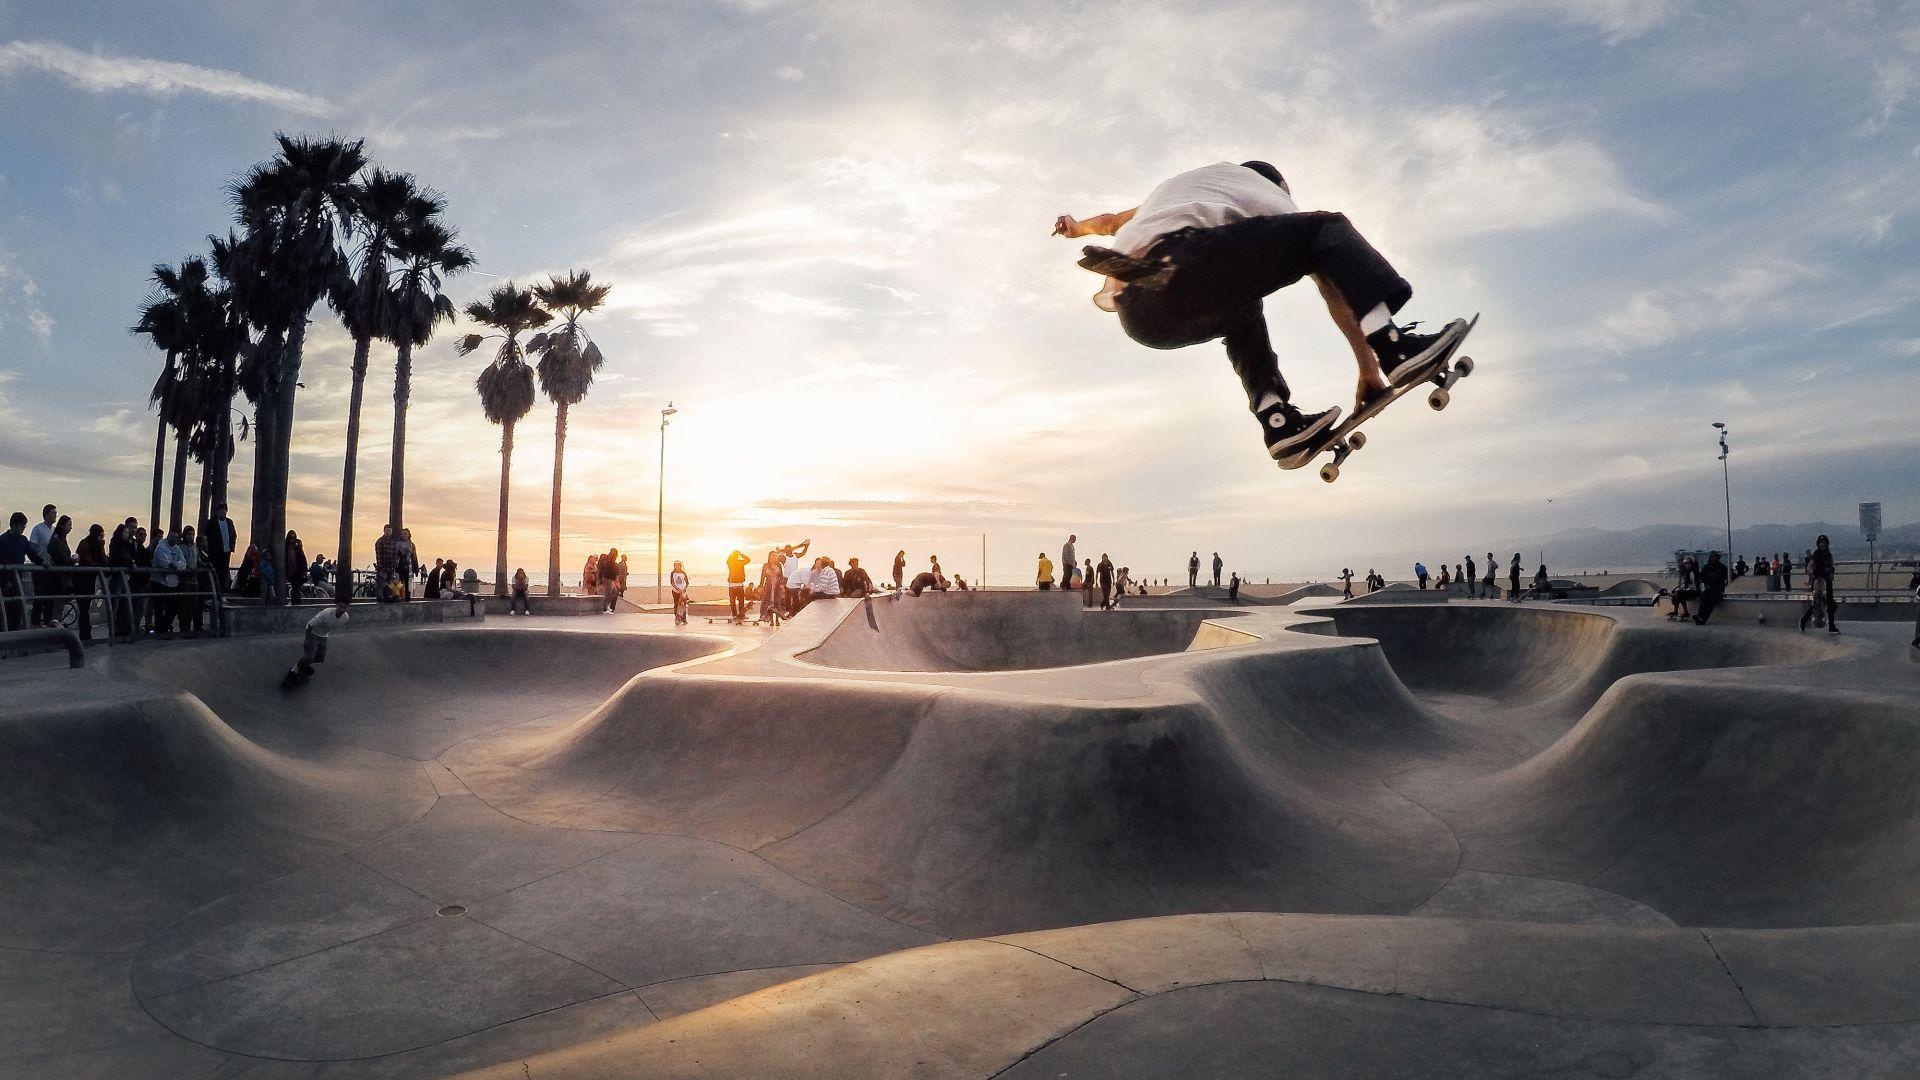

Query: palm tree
[133,261,194,536]
[458,284,550,597]
[385,193,473,536]
[227,134,366,602]
[529,270,611,597]
[327,169,414,605]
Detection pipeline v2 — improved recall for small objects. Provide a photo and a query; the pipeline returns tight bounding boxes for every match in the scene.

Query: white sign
[1859,502,1882,542]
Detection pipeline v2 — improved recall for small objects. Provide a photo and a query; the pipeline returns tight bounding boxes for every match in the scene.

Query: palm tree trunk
[249,332,284,599]
[213,358,233,516]
[496,420,516,598]
[151,414,168,537]
[197,454,212,538]
[547,400,568,596]
[388,333,414,533]
[169,428,189,534]
[336,333,372,605]
[268,316,307,606]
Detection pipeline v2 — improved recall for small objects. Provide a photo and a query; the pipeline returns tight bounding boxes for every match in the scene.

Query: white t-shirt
[787,558,812,590]
[1095,162,1299,312]
[669,569,688,594]
[306,609,348,637]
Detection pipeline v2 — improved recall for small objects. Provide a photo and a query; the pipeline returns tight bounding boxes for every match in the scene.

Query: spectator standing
[1211,552,1223,588]
[178,526,206,634]
[1767,554,1781,592]
[206,502,238,589]
[1097,554,1114,610]
[74,522,106,641]
[582,554,599,597]
[759,552,783,625]
[28,504,57,626]
[1508,553,1522,602]
[726,549,751,623]
[150,527,188,636]
[1189,551,1201,588]
[600,548,620,613]
[1414,561,1429,590]
[0,512,33,631]
[373,526,399,601]
[284,531,308,604]
[46,516,80,635]
[1036,552,1054,590]
[670,560,690,624]
[892,550,907,593]
[1483,553,1497,597]
[1061,534,1078,590]
[617,555,629,600]
[1341,568,1354,598]
[1229,572,1241,604]
[511,567,531,615]
[1464,554,1477,598]
[396,529,418,600]
[1781,552,1793,592]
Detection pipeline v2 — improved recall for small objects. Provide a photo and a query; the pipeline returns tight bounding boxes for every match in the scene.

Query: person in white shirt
[784,550,812,618]
[669,560,690,625]
[28,504,57,627]
[810,558,842,601]
[149,528,189,635]
[294,601,350,680]
[1054,161,1470,465]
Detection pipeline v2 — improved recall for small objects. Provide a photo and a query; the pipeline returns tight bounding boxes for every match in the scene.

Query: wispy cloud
[0,40,333,116]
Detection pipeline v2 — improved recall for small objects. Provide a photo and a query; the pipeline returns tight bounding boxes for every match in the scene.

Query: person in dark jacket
[1801,534,1839,633]
[284,531,308,604]
[1097,554,1115,610]
[1693,551,1729,625]
[1508,553,1522,602]
[840,558,875,597]
[74,521,107,640]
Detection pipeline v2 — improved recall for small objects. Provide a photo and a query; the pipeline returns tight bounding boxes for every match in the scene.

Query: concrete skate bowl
[446,640,1457,940]
[0,684,430,953]
[798,592,1255,672]
[102,626,729,757]
[1313,603,1846,709]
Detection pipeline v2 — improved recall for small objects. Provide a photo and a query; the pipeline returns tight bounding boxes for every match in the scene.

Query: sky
[1,0,1917,585]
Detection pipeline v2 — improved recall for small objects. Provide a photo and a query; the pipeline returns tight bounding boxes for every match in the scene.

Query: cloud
[774,65,805,81]
[0,39,333,116]
[0,243,53,342]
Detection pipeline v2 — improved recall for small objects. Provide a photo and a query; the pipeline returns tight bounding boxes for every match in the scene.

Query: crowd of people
[0,500,465,639]
[1670,537,1842,631]
[1037,535,1155,610]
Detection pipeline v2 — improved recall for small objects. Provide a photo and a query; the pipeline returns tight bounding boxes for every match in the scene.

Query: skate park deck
[4,591,1918,1078]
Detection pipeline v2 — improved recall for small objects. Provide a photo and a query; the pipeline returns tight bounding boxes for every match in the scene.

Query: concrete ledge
[512,594,615,616]
[0,626,85,666]
[222,597,487,637]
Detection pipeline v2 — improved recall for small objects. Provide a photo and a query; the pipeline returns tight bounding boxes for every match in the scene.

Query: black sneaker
[1370,319,1468,386]
[1257,401,1340,462]
[1078,246,1174,289]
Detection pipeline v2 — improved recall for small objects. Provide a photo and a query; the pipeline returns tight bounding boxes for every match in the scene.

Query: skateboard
[1290,315,1479,483]
[280,661,314,690]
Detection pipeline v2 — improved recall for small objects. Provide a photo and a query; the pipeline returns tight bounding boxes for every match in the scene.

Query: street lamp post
[1712,422,1732,555]
[657,402,677,604]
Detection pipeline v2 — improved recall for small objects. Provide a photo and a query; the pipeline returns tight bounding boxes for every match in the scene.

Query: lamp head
[1711,421,1725,430]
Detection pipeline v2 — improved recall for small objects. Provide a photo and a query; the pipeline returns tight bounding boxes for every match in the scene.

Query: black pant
[1694,587,1725,624]
[729,584,746,620]
[1115,212,1413,410]
[1099,577,1112,609]
[1189,569,1198,587]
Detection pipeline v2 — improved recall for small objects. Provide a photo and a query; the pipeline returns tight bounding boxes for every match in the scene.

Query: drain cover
[437,904,466,917]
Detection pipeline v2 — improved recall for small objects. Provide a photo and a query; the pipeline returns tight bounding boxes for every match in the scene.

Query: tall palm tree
[227,134,366,602]
[327,169,414,605]
[458,284,550,597]
[133,261,195,535]
[385,193,473,535]
[530,270,611,597]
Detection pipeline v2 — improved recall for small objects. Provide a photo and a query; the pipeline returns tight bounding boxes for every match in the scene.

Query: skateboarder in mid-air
[284,601,349,689]
[1055,161,1471,465]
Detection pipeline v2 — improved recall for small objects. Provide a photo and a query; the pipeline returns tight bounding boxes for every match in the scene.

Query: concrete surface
[2,592,1917,1078]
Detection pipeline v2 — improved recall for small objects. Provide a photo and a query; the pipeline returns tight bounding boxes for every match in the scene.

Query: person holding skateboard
[285,601,349,689]
[1055,160,1471,465]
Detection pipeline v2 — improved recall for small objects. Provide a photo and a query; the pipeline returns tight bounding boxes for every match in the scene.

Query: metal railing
[1,563,227,645]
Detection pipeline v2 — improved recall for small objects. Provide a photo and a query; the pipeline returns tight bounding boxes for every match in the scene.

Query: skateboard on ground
[1290,314,1479,483]
[280,661,314,690]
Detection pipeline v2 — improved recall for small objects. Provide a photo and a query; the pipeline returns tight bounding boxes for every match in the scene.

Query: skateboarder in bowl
[1055,161,1470,465]
[284,601,349,688]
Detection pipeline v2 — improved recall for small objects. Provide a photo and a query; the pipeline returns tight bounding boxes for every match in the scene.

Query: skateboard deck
[280,664,313,690]
[1286,314,1479,482]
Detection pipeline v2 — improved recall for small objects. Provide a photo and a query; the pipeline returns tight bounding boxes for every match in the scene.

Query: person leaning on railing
[75,522,107,641]
[0,511,36,631]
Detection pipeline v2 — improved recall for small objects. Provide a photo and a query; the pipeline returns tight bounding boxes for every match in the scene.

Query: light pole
[657,402,677,604]
[1712,422,1732,555]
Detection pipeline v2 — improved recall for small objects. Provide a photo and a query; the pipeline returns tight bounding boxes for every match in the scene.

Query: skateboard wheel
[1429,388,1450,411]
[1320,463,1339,483]
[1348,430,1367,450]
[1456,356,1474,375]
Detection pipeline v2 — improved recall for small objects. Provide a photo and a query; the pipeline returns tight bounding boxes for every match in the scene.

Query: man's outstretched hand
[1053,214,1093,238]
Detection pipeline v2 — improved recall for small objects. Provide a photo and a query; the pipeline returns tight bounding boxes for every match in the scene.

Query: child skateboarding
[284,601,349,689]
[1054,160,1472,467]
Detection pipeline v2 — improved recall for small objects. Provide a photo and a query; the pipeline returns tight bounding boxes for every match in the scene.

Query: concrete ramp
[800,592,1251,672]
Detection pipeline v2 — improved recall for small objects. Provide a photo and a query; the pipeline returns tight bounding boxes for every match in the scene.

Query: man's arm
[1052,208,1138,238]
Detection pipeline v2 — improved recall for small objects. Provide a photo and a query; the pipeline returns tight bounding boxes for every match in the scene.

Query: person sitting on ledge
[511,567,531,616]
[840,557,875,597]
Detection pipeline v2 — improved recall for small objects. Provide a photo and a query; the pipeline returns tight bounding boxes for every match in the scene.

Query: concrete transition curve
[2,591,1917,1077]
